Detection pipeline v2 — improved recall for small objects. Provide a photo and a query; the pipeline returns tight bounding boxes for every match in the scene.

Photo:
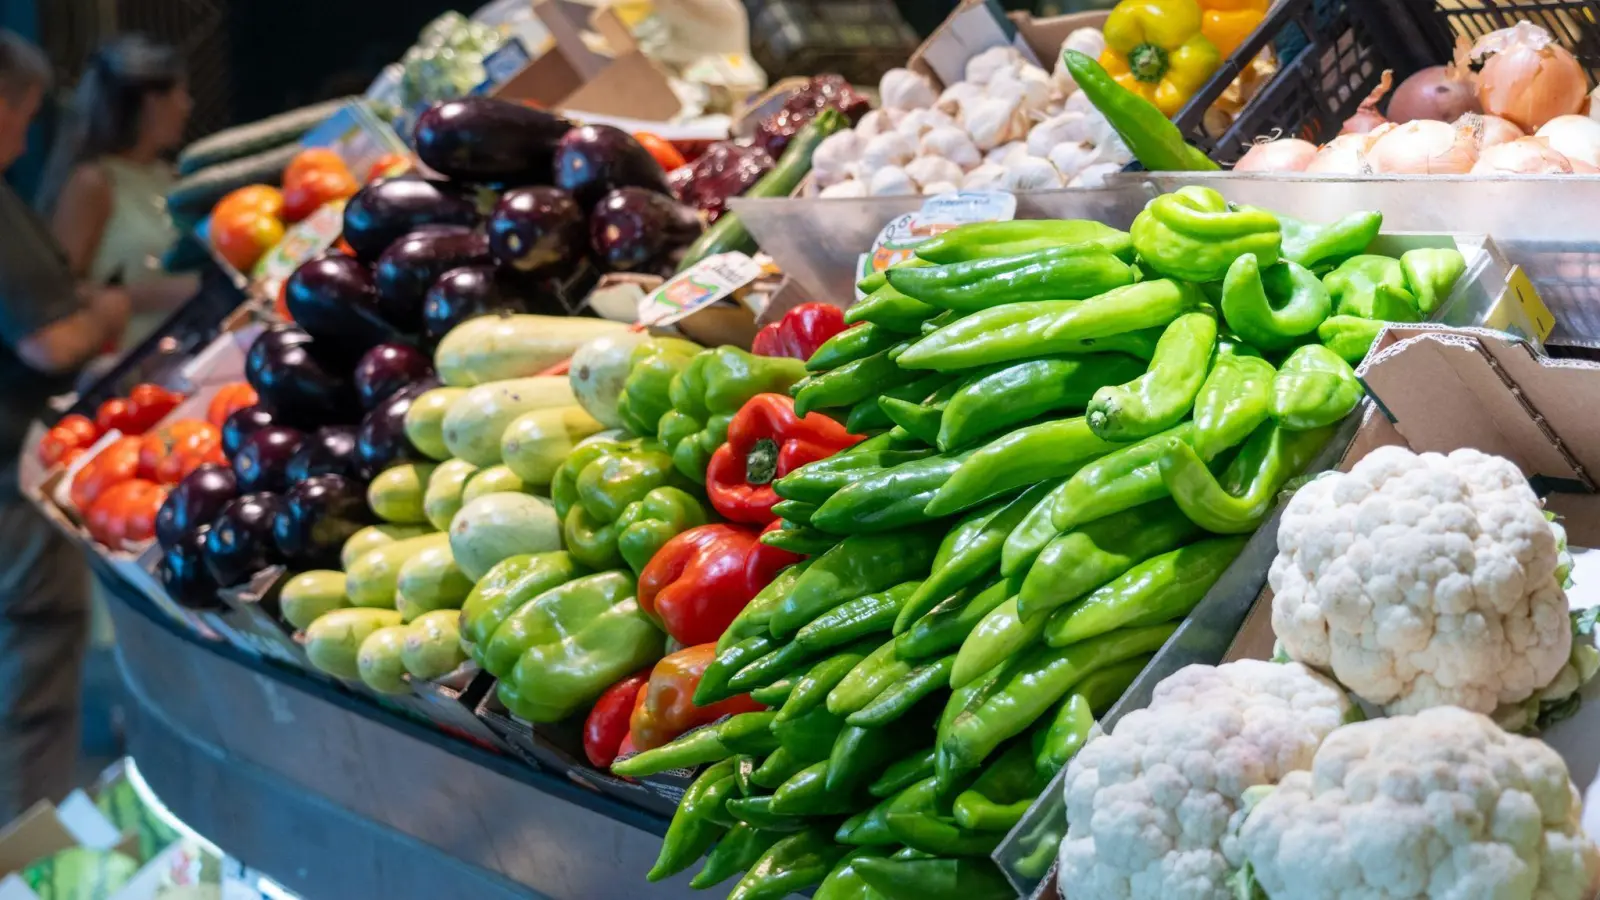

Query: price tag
[638,252,764,326]
[856,190,1017,299]
[1504,265,1557,342]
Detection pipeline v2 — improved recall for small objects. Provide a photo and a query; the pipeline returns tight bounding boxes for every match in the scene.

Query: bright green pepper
[884,812,1003,857]
[1046,537,1247,646]
[770,761,859,815]
[778,644,874,723]
[614,486,708,574]
[793,345,919,417]
[953,738,1043,832]
[691,823,783,889]
[898,298,1164,372]
[1192,350,1276,460]
[556,439,700,570]
[1035,276,1204,345]
[698,635,776,705]
[1279,211,1383,272]
[847,654,954,727]
[1270,344,1363,430]
[827,721,928,793]
[828,638,914,717]
[769,500,816,525]
[495,571,664,722]
[877,378,957,446]
[815,846,894,900]
[750,746,807,790]
[459,551,589,656]
[912,219,1134,264]
[1061,50,1219,173]
[1317,314,1385,364]
[809,322,905,372]
[615,338,701,438]
[1400,247,1467,314]
[772,704,847,762]
[771,529,942,638]
[719,711,784,755]
[1158,420,1335,533]
[649,758,737,881]
[1035,655,1150,777]
[846,283,941,332]
[725,794,807,832]
[1047,421,1197,535]
[857,256,934,295]
[924,417,1119,518]
[999,478,1075,577]
[1220,255,1333,350]
[870,748,937,799]
[1130,185,1281,284]
[1017,497,1204,622]
[940,623,1179,777]
[659,346,807,483]
[950,596,1048,690]
[759,524,837,557]
[897,576,1019,662]
[810,452,972,534]
[730,640,824,694]
[845,397,892,434]
[797,582,917,652]
[774,444,935,505]
[936,353,1147,451]
[1324,254,1421,322]
[852,855,1014,900]
[897,486,1050,634]
[728,827,848,900]
[1086,310,1217,441]
[720,561,810,652]
[886,247,1139,312]
[750,677,796,707]
[611,726,729,777]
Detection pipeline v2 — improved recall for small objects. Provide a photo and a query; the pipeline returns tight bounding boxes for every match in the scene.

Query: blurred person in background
[0,29,132,822]
[40,34,197,358]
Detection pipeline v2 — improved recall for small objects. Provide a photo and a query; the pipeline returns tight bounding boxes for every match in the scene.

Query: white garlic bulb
[920,180,960,196]
[961,162,1008,190]
[1046,141,1101,179]
[962,95,1030,150]
[919,126,983,170]
[988,65,1053,114]
[819,179,869,199]
[812,130,864,187]
[904,155,965,189]
[1051,28,1108,97]
[1026,111,1103,157]
[859,131,917,175]
[985,140,1031,166]
[965,45,1026,86]
[879,68,938,111]
[1000,156,1065,191]
[868,165,918,196]
[1064,89,1097,116]
[897,107,956,139]
[1068,161,1124,188]
[936,82,985,118]
[855,108,903,140]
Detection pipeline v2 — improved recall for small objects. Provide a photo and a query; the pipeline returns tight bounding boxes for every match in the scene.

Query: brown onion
[1388,39,1480,123]
[1470,136,1577,174]
[1367,120,1478,174]
[1454,113,1525,152]
[1341,71,1393,135]
[1475,22,1587,131]
[1233,138,1318,172]
[1306,133,1379,174]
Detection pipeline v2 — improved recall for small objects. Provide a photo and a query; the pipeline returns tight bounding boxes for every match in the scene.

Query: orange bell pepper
[627,644,764,752]
[1198,0,1268,57]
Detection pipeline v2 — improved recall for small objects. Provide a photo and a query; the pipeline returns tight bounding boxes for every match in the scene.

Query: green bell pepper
[615,338,701,438]
[458,551,588,657]
[659,346,807,483]
[1324,254,1421,322]
[1400,247,1467,314]
[1045,537,1248,646]
[1317,314,1386,364]
[1086,310,1217,442]
[495,571,665,722]
[1270,344,1363,430]
[1220,255,1332,350]
[1130,185,1282,284]
[553,439,702,571]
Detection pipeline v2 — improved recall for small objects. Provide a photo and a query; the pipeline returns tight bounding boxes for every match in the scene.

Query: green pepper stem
[1128,43,1169,82]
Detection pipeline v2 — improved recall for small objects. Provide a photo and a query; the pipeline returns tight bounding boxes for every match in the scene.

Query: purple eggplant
[282,254,398,354]
[422,266,534,345]
[488,187,585,277]
[233,426,305,494]
[373,227,491,333]
[222,405,276,458]
[162,526,223,609]
[342,175,480,263]
[588,188,703,275]
[272,474,376,570]
[414,98,571,185]
[203,493,286,587]
[354,344,434,411]
[156,464,238,550]
[553,125,671,207]
[244,327,361,429]
[285,426,362,483]
[357,378,439,477]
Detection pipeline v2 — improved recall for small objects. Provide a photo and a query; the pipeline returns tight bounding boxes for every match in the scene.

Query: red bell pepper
[706,393,863,525]
[751,302,848,361]
[628,644,764,752]
[584,672,650,768]
[638,523,802,646]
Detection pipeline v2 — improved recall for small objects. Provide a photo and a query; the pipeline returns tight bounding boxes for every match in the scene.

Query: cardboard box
[907,1,1107,91]
[0,792,200,900]
[491,1,682,122]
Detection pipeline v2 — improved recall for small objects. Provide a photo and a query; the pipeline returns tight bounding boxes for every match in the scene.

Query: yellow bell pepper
[1199,0,1268,57]
[1099,0,1223,117]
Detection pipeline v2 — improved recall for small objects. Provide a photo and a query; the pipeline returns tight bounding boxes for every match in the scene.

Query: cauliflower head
[1270,446,1571,716]
[1058,660,1352,900]
[1236,706,1600,899]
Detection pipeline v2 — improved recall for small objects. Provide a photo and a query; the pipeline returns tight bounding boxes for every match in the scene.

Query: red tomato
[634,132,687,171]
[282,168,359,222]
[284,148,349,189]
[95,398,140,435]
[126,383,182,434]
[69,436,142,512]
[365,152,412,184]
[86,479,168,548]
[37,428,75,467]
[58,414,99,445]
[206,383,258,428]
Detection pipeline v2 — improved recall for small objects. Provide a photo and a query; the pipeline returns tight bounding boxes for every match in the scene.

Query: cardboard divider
[491,0,682,122]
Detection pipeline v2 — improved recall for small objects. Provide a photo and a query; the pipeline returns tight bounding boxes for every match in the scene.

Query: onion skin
[1340,70,1393,135]
[1388,65,1481,124]
[1233,139,1318,172]
[1534,114,1600,168]
[1455,113,1525,152]
[1478,36,1586,131]
[1367,120,1478,174]
[1470,136,1578,174]
[1305,133,1378,174]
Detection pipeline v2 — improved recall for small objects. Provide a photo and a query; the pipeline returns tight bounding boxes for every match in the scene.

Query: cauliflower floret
[1270,446,1572,716]
[1058,660,1352,900]
[1236,706,1600,899]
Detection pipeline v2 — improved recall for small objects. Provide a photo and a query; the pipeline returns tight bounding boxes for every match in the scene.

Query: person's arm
[15,286,130,374]
[49,164,112,278]
[126,272,199,314]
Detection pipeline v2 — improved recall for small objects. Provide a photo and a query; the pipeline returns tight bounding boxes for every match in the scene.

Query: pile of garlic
[808,29,1132,198]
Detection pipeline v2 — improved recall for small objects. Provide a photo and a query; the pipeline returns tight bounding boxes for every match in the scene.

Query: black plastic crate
[747,0,920,86]
[1411,0,1600,83]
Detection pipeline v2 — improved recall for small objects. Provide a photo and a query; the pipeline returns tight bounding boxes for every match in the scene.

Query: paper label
[252,201,347,300]
[857,190,1017,298]
[54,791,119,850]
[637,252,763,326]
[1501,265,1556,342]
[0,875,38,900]
[477,38,532,94]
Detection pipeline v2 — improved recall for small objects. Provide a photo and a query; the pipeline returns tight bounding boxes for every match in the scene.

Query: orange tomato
[70,436,142,512]
[634,132,687,171]
[284,148,349,188]
[365,152,412,183]
[58,414,99,445]
[38,428,76,467]
[138,420,220,484]
[211,208,284,272]
[206,382,258,428]
[86,478,168,548]
[214,185,284,221]
[283,168,359,222]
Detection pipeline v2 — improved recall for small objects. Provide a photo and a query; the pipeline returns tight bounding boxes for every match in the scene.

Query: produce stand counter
[96,555,705,900]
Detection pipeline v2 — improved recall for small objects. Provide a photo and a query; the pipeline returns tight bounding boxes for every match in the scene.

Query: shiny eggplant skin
[487,186,585,277]
[353,344,434,410]
[373,227,491,333]
[421,265,533,345]
[284,426,363,483]
[553,124,671,207]
[163,526,223,609]
[413,98,571,185]
[244,327,361,430]
[588,187,703,275]
[342,175,480,263]
[282,253,398,353]
[202,493,286,588]
[272,474,376,569]
[357,378,439,477]
[155,464,238,550]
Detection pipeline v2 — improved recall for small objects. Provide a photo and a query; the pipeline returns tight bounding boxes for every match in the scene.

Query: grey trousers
[0,495,89,822]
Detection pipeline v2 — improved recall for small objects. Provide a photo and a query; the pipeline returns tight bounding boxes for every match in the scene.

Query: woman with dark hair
[41,34,197,352]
